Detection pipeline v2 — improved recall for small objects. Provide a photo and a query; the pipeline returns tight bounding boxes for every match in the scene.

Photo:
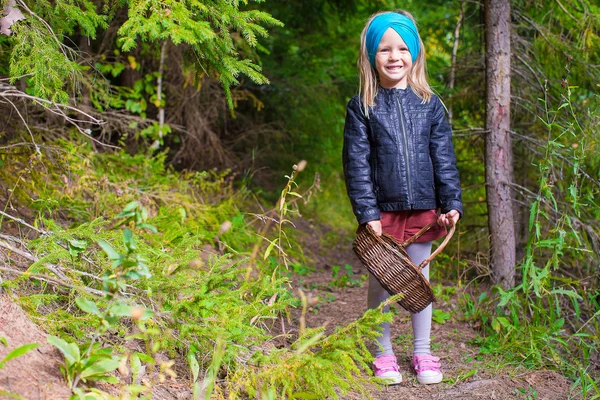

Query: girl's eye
[379,49,389,53]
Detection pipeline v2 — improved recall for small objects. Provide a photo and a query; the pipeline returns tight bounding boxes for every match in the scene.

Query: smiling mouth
[386,65,403,70]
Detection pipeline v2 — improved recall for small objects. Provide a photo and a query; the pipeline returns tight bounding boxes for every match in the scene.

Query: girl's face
[375,28,413,89]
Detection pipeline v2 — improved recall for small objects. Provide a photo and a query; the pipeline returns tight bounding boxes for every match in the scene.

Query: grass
[0,139,396,399]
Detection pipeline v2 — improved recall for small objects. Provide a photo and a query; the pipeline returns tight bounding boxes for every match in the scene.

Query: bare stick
[3,95,40,155]
[0,142,49,150]
[0,84,119,150]
[0,233,24,244]
[0,265,105,296]
[0,210,48,235]
[0,239,35,261]
[0,239,70,281]
[0,85,102,124]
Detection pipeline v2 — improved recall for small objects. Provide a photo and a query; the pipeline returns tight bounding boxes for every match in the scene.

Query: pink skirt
[380,210,446,243]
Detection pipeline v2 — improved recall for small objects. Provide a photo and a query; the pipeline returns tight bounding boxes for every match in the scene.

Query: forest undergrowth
[456,89,600,399]
[0,91,598,400]
[0,138,395,399]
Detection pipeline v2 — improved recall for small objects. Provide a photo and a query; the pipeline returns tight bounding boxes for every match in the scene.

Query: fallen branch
[0,239,35,261]
[0,83,118,149]
[0,209,49,235]
[0,239,69,282]
[0,265,105,296]
[0,233,137,290]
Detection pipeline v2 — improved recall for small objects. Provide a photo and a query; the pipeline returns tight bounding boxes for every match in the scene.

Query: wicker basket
[353,221,455,313]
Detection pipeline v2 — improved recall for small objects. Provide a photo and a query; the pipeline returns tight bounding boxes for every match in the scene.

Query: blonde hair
[358,10,433,115]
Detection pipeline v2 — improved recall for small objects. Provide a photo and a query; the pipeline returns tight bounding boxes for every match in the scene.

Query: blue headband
[366,13,420,67]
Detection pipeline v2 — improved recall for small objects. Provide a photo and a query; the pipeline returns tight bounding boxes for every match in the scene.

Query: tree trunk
[484,0,515,288]
[78,33,92,112]
[448,0,464,126]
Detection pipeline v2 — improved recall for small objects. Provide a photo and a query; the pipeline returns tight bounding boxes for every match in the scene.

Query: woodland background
[0,0,599,399]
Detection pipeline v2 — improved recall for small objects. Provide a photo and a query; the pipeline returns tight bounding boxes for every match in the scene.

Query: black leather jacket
[343,87,463,225]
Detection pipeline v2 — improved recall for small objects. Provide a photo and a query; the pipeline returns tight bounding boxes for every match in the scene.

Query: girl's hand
[366,220,382,236]
[438,210,460,226]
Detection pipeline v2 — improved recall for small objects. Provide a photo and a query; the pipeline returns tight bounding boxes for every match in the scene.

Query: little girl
[343,11,463,385]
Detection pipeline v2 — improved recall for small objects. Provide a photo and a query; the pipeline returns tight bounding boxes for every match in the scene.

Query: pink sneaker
[412,354,443,384]
[373,355,402,385]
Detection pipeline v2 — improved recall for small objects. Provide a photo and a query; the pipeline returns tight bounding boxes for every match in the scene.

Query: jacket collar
[374,86,416,108]
[378,86,411,95]
[376,86,416,101]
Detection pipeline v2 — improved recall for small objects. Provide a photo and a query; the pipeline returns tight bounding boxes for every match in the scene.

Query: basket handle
[417,221,455,270]
[401,221,436,247]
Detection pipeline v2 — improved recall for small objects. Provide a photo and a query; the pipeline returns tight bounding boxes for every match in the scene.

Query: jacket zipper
[397,97,414,207]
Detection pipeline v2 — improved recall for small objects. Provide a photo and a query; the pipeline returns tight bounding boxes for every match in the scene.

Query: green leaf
[94,375,119,384]
[115,211,135,219]
[291,392,320,399]
[549,288,582,300]
[528,200,538,231]
[140,207,148,222]
[122,201,140,213]
[124,270,142,280]
[491,318,501,333]
[68,239,88,250]
[80,357,120,379]
[0,343,39,366]
[203,337,226,400]
[123,228,136,251]
[477,291,487,303]
[134,352,154,364]
[47,335,80,365]
[569,184,577,201]
[553,318,565,329]
[188,351,199,383]
[571,295,581,319]
[130,353,142,383]
[124,384,148,398]
[497,287,516,307]
[108,302,133,317]
[136,223,157,233]
[0,389,24,399]
[493,316,513,332]
[72,387,104,399]
[68,239,88,257]
[295,331,324,355]
[432,309,451,324]
[97,239,120,260]
[111,257,125,269]
[263,238,278,260]
[83,348,113,366]
[76,297,101,316]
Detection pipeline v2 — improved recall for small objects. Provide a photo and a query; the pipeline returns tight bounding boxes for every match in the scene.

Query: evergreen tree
[1,0,281,106]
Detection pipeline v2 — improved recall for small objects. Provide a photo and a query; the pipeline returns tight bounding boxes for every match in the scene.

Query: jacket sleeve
[342,97,381,225]
[429,96,463,216]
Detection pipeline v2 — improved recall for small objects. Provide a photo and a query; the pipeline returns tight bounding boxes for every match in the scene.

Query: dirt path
[291,224,572,399]
[0,294,72,400]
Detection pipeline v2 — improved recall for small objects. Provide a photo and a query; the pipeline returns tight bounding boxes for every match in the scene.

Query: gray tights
[367,241,433,357]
